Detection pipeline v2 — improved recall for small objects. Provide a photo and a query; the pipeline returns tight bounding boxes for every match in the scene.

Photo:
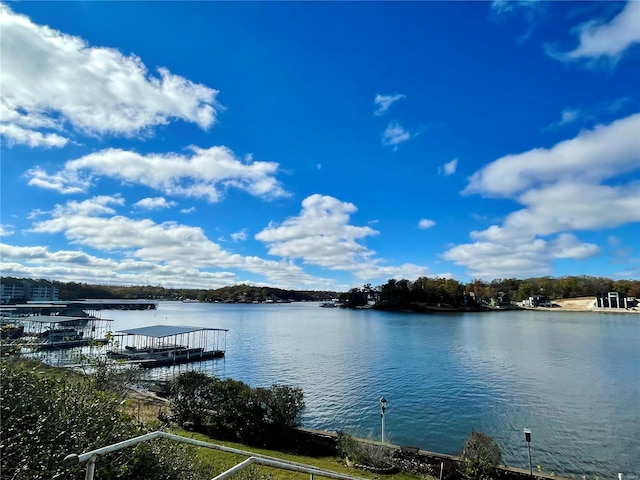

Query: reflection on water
[68,302,639,478]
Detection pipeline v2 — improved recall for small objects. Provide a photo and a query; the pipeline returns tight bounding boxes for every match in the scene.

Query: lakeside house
[595,292,637,309]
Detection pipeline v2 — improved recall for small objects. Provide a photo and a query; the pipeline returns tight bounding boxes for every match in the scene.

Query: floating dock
[108,325,228,368]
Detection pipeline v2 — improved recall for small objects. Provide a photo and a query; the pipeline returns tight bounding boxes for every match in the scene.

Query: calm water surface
[96,302,639,478]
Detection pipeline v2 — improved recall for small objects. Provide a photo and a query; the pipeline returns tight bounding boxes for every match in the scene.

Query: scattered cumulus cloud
[439,158,459,176]
[231,229,248,242]
[133,197,177,210]
[374,93,406,116]
[418,219,436,230]
[0,224,15,237]
[544,98,634,132]
[465,114,640,197]
[546,1,640,65]
[256,194,429,281]
[16,195,333,289]
[25,145,289,202]
[445,113,640,279]
[489,0,548,42]
[382,122,412,149]
[444,233,599,281]
[0,123,69,148]
[0,3,220,148]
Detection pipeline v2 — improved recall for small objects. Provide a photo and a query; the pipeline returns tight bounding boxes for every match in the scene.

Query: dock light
[380,397,387,443]
[523,428,532,475]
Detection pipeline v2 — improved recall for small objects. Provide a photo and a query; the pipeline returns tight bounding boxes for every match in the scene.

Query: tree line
[340,276,640,309]
[3,275,638,307]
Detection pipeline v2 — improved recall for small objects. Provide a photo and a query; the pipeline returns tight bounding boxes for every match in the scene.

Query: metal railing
[63,430,369,480]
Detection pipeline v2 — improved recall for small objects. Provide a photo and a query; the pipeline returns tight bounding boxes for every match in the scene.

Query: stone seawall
[296,427,568,480]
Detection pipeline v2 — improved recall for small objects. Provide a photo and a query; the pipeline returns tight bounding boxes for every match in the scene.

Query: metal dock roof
[20,315,113,324]
[115,325,228,338]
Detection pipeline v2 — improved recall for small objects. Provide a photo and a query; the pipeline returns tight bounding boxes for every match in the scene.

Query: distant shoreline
[371,296,640,314]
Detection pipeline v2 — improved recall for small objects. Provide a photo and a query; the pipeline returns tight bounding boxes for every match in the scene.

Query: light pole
[524,428,532,475]
[380,397,387,443]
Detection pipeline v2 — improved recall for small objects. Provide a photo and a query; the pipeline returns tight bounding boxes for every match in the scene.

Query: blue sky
[1,1,639,291]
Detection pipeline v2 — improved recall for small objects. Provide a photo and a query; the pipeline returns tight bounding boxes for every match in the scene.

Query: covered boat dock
[8,315,113,350]
[108,325,228,368]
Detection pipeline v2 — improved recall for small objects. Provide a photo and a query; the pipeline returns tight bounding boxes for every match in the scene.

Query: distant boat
[320,302,338,308]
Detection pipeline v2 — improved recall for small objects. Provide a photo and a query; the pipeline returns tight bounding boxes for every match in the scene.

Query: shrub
[337,433,394,469]
[458,430,502,480]
[259,384,305,429]
[0,359,207,480]
[169,370,217,428]
[169,372,306,445]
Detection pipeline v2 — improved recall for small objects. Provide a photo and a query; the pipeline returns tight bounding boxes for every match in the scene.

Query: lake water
[73,302,640,478]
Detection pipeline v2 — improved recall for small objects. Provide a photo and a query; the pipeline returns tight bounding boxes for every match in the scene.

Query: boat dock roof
[115,325,228,338]
[0,299,157,315]
[8,315,113,325]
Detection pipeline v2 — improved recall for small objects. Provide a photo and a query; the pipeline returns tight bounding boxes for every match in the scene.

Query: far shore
[372,296,639,314]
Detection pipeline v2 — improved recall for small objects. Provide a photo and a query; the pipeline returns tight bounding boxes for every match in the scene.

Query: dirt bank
[552,297,596,311]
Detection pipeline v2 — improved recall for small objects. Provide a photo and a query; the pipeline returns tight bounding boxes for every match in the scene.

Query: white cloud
[26,145,289,202]
[465,114,640,197]
[20,196,334,289]
[545,99,633,132]
[0,243,241,289]
[382,122,412,149]
[0,224,15,237]
[546,1,640,64]
[374,93,406,116]
[418,219,436,230]
[490,0,545,17]
[133,197,177,210]
[446,113,640,279]
[256,195,378,267]
[231,229,248,242]
[0,3,220,147]
[545,107,583,131]
[490,0,547,42]
[443,233,599,280]
[440,158,459,176]
[0,123,68,148]
[256,194,429,281]
[505,182,640,237]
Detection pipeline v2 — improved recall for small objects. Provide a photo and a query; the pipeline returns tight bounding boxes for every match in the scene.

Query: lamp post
[380,397,387,444]
[523,428,532,475]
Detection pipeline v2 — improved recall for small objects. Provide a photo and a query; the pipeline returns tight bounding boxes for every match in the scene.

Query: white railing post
[84,456,96,480]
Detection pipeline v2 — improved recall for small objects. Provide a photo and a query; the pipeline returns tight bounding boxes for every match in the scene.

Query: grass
[118,389,431,479]
[170,429,430,480]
